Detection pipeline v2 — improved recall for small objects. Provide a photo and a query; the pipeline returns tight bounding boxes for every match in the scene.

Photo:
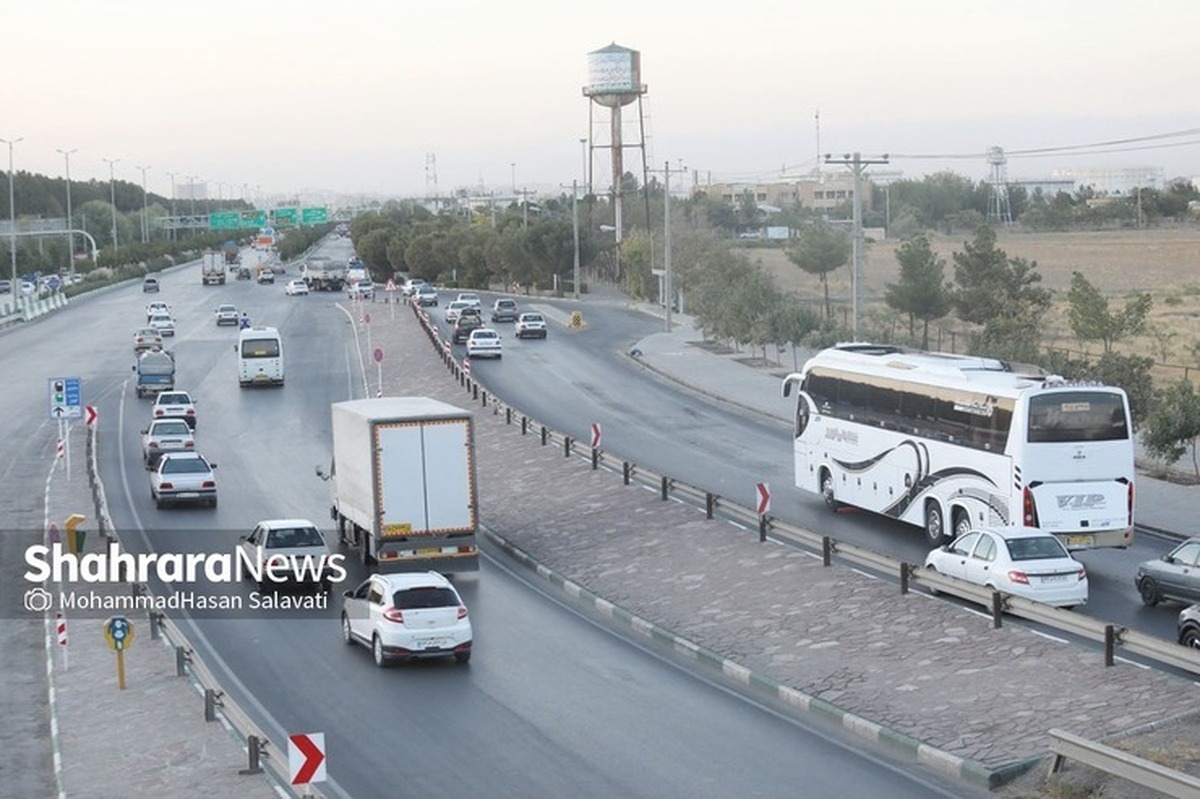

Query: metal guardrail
[85,424,323,798]
[409,303,1200,678]
[1048,728,1200,799]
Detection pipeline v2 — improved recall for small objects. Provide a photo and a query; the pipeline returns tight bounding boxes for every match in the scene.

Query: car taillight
[1022,486,1039,527]
[185,441,194,448]
[1077,566,1087,582]
[201,480,215,488]
[382,607,405,623]
[155,409,164,417]
[1006,570,1030,585]
[1127,481,1134,526]
[148,442,158,449]
[457,605,468,620]
[186,409,195,416]
[159,481,173,490]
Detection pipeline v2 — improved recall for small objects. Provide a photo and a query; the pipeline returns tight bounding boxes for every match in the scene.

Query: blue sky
[4,0,1197,200]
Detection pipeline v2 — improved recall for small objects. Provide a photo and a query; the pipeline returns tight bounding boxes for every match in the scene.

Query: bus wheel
[820,471,839,510]
[952,509,971,540]
[924,503,946,545]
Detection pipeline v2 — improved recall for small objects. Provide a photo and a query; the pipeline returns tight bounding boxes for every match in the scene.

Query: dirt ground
[995,714,1200,798]
[743,228,1200,374]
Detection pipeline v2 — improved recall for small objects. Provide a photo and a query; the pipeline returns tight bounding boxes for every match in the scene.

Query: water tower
[583,43,649,272]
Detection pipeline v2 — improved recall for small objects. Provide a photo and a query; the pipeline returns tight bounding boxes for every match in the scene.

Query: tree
[1066,271,1152,353]
[785,224,850,320]
[1142,379,1200,478]
[884,233,953,348]
[952,226,1051,361]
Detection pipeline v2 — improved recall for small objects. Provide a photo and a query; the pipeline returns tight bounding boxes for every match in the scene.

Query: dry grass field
[742,228,1200,379]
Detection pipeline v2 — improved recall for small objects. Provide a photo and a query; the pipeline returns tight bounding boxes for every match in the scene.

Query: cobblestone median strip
[377,303,1200,789]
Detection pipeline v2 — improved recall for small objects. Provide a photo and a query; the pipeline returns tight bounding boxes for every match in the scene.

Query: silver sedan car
[1137,538,1200,607]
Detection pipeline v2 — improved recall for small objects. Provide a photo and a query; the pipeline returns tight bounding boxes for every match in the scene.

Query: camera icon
[24,587,53,613]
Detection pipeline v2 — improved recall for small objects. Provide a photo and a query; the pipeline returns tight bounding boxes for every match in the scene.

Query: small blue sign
[49,377,83,420]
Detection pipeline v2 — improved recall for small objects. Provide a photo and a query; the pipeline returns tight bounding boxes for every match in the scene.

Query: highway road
[0,240,984,798]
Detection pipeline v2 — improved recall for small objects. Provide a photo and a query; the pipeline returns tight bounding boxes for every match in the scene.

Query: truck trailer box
[329,397,478,572]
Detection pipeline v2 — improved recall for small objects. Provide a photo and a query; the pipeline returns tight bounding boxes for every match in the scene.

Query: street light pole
[1,137,21,293]
[57,147,77,276]
[579,138,588,195]
[136,165,150,243]
[572,180,580,300]
[102,157,121,258]
[187,176,197,234]
[166,171,177,241]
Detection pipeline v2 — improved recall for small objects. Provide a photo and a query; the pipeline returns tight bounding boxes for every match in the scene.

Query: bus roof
[796,343,1120,401]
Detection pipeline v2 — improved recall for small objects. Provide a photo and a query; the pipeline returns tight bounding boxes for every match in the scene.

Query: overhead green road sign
[240,210,267,227]
[209,212,240,230]
[272,208,298,227]
[301,207,328,225]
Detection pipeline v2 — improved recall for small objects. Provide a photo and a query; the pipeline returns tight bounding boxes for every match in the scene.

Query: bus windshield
[1026,390,1128,443]
[240,339,280,358]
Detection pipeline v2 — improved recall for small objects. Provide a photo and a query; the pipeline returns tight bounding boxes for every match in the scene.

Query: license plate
[176,492,199,499]
[417,638,450,649]
[418,547,440,556]
[1041,574,1068,583]
[1066,534,1094,548]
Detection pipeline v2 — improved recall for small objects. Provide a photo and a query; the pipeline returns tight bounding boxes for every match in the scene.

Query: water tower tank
[585,43,642,108]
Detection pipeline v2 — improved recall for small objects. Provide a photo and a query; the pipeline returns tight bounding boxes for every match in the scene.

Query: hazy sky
[4,0,1198,202]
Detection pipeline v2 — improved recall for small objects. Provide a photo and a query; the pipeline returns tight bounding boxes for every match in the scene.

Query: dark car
[491,298,519,323]
[1137,538,1200,607]
[142,276,160,293]
[237,266,252,280]
[453,310,484,344]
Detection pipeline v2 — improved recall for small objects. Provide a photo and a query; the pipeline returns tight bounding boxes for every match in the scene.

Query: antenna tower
[986,146,1013,227]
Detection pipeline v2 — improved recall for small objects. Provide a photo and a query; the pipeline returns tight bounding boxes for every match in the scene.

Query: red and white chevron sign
[755,482,771,516]
[288,732,326,785]
[55,612,67,646]
[590,423,602,449]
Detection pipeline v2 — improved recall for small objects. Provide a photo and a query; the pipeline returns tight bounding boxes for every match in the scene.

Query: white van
[236,326,284,387]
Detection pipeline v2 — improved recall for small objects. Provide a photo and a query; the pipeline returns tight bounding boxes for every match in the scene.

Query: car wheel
[372,635,388,667]
[1181,626,1200,649]
[455,650,471,664]
[341,614,353,645]
[925,503,947,546]
[1139,577,1161,607]
[820,470,838,510]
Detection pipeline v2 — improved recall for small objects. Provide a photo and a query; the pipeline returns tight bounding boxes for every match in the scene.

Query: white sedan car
[148,313,176,337]
[285,279,309,296]
[141,418,195,468]
[924,526,1088,608]
[149,452,217,509]
[239,519,335,591]
[466,328,502,358]
[341,571,472,666]
[444,300,471,323]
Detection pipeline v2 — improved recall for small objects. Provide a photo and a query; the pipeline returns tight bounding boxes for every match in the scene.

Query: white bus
[781,343,1134,550]
[236,326,284,387]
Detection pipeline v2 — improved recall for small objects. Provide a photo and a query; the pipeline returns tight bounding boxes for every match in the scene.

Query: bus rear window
[241,339,280,358]
[1027,391,1128,443]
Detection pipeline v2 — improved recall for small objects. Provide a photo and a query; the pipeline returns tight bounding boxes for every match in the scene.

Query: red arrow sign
[755,482,771,516]
[288,732,326,785]
[85,405,97,426]
[590,423,602,449]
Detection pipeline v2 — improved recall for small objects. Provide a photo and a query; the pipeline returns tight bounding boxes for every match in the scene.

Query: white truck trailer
[201,251,226,285]
[324,397,479,573]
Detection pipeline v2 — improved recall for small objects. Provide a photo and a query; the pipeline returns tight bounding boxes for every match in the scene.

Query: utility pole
[102,157,121,258]
[136,165,150,243]
[57,147,77,274]
[824,152,888,340]
[650,160,685,331]
[559,181,585,300]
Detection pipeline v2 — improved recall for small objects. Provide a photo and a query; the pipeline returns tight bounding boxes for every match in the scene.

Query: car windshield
[162,458,209,474]
[474,331,497,340]
[392,586,458,609]
[1005,536,1068,561]
[218,305,236,313]
[152,421,190,435]
[158,394,189,405]
[137,329,159,337]
[267,527,324,548]
[522,314,543,323]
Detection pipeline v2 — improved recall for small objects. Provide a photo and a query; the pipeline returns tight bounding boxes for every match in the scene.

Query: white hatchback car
[924,526,1088,608]
[466,328,502,358]
[341,571,472,666]
[285,279,309,296]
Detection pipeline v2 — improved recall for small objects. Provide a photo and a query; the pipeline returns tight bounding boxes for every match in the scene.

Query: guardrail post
[540,426,548,446]
[758,516,767,542]
[705,493,714,519]
[623,462,631,485]
[239,735,265,775]
[149,611,162,640]
[660,476,668,501]
[472,383,478,401]
[204,688,219,722]
[822,536,832,567]
[991,592,1004,629]
[591,448,598,470]
[506,407,512,425]
[175,646,189,677]
[564,437,571,457]
[900,563,911,594]
[1105,625,1116,667]
[521,416,527,435]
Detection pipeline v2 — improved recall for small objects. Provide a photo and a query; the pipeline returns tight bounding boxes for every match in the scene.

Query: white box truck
[324,397,479,573]
[202,250,226,285]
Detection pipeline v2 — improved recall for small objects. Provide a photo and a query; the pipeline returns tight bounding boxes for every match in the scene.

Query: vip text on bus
[781,344,1133,550]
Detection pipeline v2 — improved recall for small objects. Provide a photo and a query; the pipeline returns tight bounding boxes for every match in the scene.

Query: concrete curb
[483,526,1037,790]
